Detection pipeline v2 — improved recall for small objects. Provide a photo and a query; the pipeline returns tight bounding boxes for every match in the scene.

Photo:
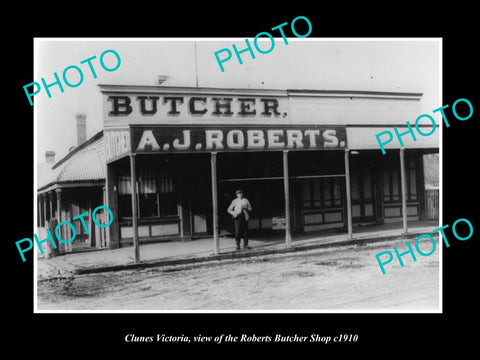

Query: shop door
[190,190,211,237]
[185,154,212,237]
[350,168,376,223]
[218,179,284,236]
[216,151,284,236]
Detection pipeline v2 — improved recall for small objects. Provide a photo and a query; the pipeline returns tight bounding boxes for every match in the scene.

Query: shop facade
[99,85,439,259]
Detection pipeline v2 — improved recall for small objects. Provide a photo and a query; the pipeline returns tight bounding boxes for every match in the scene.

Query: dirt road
[37,238,440,311]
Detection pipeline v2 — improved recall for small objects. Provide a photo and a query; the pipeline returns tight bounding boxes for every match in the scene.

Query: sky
[34,38,440,164]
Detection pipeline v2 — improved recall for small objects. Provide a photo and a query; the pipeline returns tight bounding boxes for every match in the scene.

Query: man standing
[227,189,253,250]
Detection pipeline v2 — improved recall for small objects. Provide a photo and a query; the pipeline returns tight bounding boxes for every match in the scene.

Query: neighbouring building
[37,114,106,253]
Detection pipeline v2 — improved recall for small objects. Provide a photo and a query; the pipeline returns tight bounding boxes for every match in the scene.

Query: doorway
[349,152,379,224]
[180,153,213,238]
[218,179,285,236]
[216,151,285,237]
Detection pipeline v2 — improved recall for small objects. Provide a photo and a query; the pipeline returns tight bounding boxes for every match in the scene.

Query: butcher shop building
[37,84,439,258]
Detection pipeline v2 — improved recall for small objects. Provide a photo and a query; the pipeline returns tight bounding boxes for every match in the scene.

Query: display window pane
[383,170,390,201]
[392,170,399,197]
[363,172,372,199]
[160,193,178,216]
[351,172,360,200]
[333,180,341,206]
[118,175,132,195]
[159,176,175,193]
[118,194,132,218]
[410,169,417,195]
[138,168,156,194]
[313,179,321,203]
[302,179,311,207]
[118,165,179,220]
[323,179,332,206]
[139,193,158,217]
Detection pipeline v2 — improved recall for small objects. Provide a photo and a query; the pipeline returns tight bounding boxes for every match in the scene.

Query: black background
[6,4,477,356]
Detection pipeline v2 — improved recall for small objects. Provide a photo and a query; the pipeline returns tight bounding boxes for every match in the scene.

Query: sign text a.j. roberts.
[132,126,347,153]
[107,95,287,117]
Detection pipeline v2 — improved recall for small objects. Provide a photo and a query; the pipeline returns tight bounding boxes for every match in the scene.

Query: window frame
[302,177,344,210]
[117,165,179,221]
[382,159,419,203]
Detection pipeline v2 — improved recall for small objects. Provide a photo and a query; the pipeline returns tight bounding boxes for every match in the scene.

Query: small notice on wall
[272,217,286,230]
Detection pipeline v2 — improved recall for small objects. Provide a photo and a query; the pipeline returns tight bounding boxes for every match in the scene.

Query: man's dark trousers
[234,213,249,247]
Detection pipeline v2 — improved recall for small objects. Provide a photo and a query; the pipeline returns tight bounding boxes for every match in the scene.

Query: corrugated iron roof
[38,132,105,192]
[58,147,105,181]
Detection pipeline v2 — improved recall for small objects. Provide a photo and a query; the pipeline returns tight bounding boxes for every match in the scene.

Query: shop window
[351,172,359,201]
[158,174,177,216]
[118,175,133,218]
[139,193,158,217]
[363,172,372,200]
[138,168,158,218]
[392,170,400,201]
[117,168,178,220]
[382,170,390,201]
[407,160,418,201]
[333,180,342,206]
[383,170,400,203]
[323,180,332,206]
[313,180,321,207]
[302,177,343,209]
[159,193,178,216]
[302,180,311,208]
[382,160,418,203]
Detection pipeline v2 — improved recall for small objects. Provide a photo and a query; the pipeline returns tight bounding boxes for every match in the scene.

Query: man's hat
[235,189,243,194]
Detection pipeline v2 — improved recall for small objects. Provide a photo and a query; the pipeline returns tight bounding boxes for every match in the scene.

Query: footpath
[36,221,438,280]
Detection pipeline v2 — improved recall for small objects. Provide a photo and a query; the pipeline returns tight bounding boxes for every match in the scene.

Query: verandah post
[400,148,408,235]
[344,149,353,240]
[130,153,140,263]
[211,151,220,255]
[283,150,292,248]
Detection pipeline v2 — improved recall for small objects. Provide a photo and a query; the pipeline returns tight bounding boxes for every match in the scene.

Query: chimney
[76,113,87,146]
[157,75,170,85]
[45,151,55,164]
